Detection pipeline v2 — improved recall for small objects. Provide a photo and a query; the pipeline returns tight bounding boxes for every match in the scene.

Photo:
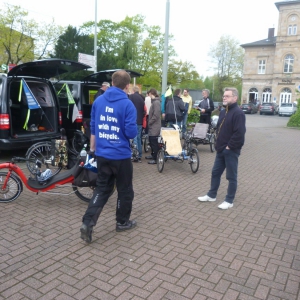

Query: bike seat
[192,123,209,139]
[26,163,78,189]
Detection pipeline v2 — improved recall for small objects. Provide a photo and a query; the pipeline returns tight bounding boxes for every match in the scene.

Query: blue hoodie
[90,86,137,160]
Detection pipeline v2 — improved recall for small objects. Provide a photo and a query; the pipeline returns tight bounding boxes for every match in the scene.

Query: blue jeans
[207,148,240,204]
[182,111,188,133]
[134,125,142,158]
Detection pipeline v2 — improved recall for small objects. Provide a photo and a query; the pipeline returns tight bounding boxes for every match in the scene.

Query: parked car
[259,102,277,115]
[52,69,142,140]
[278,102,297,116]
[193,100,201,109]
[240,103,258,114]
[0,59,90,151]
[213,101,223,111]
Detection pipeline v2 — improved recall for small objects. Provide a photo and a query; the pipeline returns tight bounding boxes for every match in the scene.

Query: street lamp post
[161,0,170,96]
[94,0,97,72]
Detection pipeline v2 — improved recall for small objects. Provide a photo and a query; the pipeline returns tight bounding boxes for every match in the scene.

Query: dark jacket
[129,92,145,125]
[215,102,246,154]
[165,96,185,122]
[94,88,105,100]
[198,97,214,115]
[148,97,161,136]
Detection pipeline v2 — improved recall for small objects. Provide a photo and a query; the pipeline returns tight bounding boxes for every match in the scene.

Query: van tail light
[0,114,10,130]
[75,110,83,123]
[59,112,62,125]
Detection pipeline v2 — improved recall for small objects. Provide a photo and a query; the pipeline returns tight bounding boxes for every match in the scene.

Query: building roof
[275,0,300,11]
[240,36,277,48]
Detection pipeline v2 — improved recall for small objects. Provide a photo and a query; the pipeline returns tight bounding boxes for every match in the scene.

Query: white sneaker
[218,201,233,209]
[198,195,216,202]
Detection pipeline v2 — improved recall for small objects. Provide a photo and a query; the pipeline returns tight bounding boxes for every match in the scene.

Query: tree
[0,4,64,65]
[208,35,244,99]
[52,26,94,61]
[78,15,204,91]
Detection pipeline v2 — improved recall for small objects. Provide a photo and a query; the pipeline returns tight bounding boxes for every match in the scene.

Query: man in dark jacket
[165,89,185,127]
[93,82,110,100]
[198,87,246,210]
[197,89,214,124]
[129,86,145,162]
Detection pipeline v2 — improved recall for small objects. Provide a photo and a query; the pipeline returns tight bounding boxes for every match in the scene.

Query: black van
[0,59,90,151]
[52,69,142,139]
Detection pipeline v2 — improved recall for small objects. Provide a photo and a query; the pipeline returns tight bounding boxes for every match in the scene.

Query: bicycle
[25,128,89,175]
[0,155,115,203]
[142,132,151,153]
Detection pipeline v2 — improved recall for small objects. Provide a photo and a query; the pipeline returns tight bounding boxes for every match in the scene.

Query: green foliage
[187,109,200,124]
[55,14,202,91]
[52,26,94,61]
[208,35,244,98]
[287,98,300,127]
[0,4,63,64]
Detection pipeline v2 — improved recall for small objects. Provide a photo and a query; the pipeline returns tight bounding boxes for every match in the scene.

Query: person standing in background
[144,91,152,134]
[146,88,161,165]
[181,89,193,134]
[129,86,145,162]
[93,82,110,100]
[197,89,214,124]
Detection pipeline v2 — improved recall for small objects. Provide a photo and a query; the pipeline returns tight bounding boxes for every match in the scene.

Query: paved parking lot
[0,114,299,300]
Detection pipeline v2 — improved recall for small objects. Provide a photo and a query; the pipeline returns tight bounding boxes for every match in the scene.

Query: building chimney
[268,28,275,40]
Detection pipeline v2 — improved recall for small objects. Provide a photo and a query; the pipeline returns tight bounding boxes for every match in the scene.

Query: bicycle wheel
[72,186,95,203]
[73,181,116,203]
[189,149,199,173]
[0,172,22,203]
[210,133,216,153]
[71,131,89,155]
[131,147,139,161]
[26,142,62,176]
[157,149,165,173]
[143,136,150,153]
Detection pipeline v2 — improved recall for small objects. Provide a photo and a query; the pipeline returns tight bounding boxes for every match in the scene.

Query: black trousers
[199,114,211,124]
[82,156,134,226]
[149,136,159,160]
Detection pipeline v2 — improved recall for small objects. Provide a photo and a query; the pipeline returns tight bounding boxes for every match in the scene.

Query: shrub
[287,98,300,127]
[187,108,200,124]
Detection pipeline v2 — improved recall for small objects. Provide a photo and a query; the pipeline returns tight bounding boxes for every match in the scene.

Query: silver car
[193,100,201,109]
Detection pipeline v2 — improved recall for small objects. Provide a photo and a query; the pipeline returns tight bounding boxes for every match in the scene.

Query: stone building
[241,0,300,105]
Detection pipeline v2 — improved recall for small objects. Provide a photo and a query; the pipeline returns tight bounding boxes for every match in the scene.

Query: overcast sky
[1,0,281,77]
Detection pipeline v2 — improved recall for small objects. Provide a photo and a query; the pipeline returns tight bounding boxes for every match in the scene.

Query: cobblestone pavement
[0,114,299,300]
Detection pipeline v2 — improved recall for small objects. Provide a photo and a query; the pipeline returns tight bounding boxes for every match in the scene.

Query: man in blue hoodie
[80,70,137,243]
[198,87,246,210]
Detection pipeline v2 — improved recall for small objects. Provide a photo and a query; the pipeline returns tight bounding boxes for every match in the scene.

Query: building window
[248,88,258,103]
[284,54,294,73]
[280,88,292,104]
[288,25,297,35]
[258,60,266,74]
[262,88,272,102]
